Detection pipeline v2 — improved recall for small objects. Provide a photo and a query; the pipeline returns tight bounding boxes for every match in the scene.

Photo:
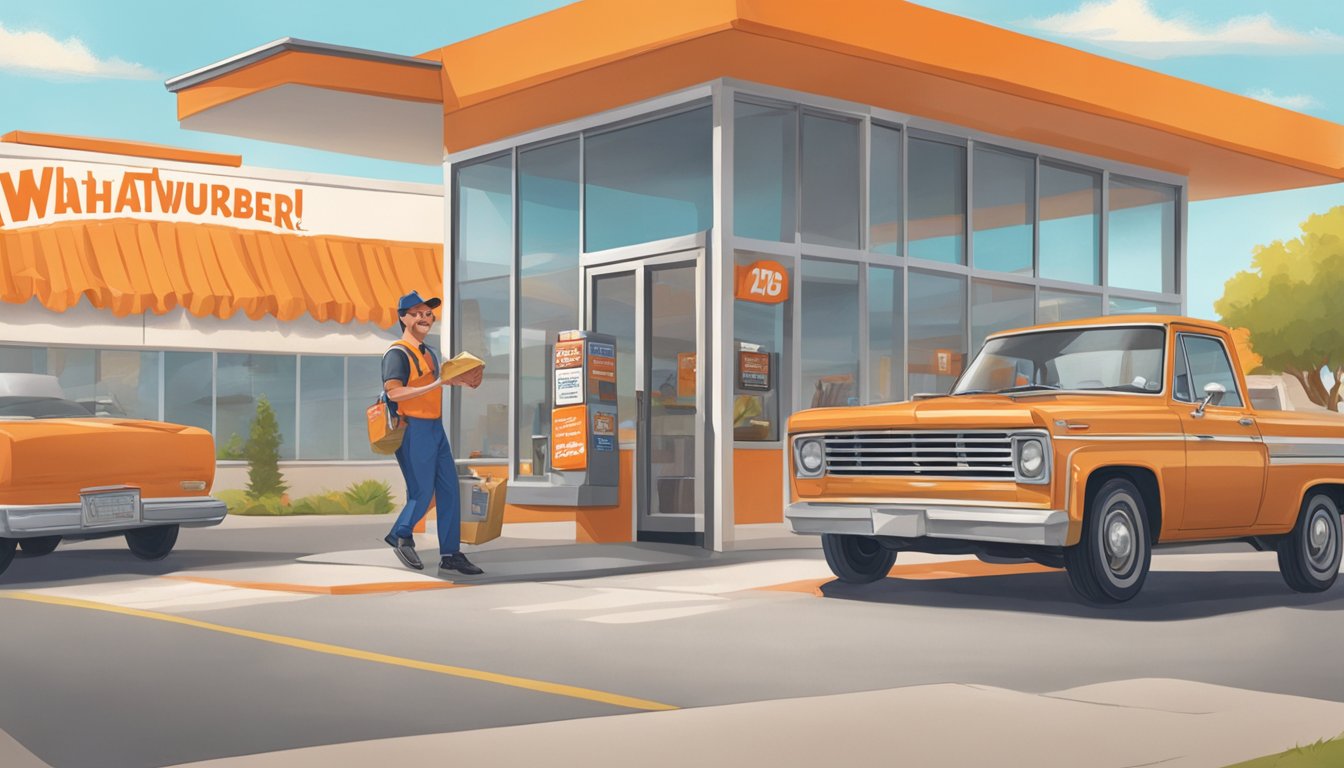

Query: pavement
[4,514,1343,768]
[161,678,1344,768]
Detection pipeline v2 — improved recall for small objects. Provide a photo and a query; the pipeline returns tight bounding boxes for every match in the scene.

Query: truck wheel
[19,536,60,557]
[1277,493,1341,593]
[125,525,179,561]
[1064,478,1151,604]
[0,538,14,576]
[822,534,896,584]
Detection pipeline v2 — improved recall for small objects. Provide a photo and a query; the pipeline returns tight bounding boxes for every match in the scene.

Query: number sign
[734,260,789,304]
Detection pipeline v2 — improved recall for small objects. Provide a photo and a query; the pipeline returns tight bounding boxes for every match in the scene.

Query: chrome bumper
[786,501,1069,547]
[0,496,227,538]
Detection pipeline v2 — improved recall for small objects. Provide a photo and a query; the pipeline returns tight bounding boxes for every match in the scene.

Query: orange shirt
[388,339,442,420]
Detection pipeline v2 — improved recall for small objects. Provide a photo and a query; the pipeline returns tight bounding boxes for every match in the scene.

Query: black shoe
[439,552,483,575]
[384,534,423,570]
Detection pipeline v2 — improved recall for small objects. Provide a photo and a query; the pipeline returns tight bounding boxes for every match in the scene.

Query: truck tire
[0,538,14,576]
[1064,478,1152,604]
[1277,492,1341,593]
[19,536,60,557]
[125,525,179,561]
[822,533,896,584]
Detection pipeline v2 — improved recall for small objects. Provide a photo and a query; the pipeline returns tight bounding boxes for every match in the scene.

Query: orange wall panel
[734,447,784,524]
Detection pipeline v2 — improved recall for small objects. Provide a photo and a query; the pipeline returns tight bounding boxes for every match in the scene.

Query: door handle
[1238,417,1254,427]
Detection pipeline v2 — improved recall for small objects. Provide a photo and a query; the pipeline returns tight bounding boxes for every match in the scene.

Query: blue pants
[389,417,460,556]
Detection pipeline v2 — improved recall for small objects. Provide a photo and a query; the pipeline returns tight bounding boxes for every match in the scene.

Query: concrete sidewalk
[168,678,1344,768]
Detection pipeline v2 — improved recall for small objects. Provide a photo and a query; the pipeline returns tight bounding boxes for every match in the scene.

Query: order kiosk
[506,330,620,506]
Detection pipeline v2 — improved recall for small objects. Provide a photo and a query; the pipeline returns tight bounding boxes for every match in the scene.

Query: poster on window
[738,351,771,391]
[734,260,789,304]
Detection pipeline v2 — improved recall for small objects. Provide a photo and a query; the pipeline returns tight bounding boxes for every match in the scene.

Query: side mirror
[1194,381,1226,417]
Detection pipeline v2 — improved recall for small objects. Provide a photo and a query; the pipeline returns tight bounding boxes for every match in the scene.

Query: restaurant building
[0,131,443,495]
[168,1,1344,548]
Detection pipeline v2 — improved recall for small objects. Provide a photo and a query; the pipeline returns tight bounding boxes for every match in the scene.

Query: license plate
[81,488,142,528]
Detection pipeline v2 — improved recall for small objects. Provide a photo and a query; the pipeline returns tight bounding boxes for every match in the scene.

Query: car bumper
[785,501,1069,547]
[0,496,228,538]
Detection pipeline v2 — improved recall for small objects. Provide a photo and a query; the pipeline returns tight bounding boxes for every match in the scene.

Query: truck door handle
[1238,417,1254,427]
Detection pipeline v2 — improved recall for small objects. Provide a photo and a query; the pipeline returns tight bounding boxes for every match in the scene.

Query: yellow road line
[0,591,678,712]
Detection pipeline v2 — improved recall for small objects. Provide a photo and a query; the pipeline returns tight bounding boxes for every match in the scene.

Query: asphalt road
[1,519,1341,767]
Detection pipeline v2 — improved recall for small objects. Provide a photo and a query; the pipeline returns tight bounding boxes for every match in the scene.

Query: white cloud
[1025,0,1344,58]
[1243,89,1321,112]
[0,22,158,80]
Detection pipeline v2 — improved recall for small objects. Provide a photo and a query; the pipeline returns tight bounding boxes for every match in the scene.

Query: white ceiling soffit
[178,83,443,165]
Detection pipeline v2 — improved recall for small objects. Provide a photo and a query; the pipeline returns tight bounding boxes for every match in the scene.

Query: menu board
[588,341,616,402]
[551,405,588,470]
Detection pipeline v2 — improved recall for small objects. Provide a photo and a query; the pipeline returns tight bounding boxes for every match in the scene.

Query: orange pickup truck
[786,316,1343,604]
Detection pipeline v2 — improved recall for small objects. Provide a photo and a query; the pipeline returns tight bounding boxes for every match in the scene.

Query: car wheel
[1064,478,1152,604]
[821,533,896,584]
[19,536,60,557]
[0,538,14,576]
[125,525,179,561]
[1277,493,1341,593]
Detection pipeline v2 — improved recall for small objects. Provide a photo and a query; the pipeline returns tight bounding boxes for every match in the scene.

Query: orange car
[787,316,1343,604]
[0,373,226,576]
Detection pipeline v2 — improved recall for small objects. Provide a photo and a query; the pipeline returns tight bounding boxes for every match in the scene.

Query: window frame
[1172,332,1245,408]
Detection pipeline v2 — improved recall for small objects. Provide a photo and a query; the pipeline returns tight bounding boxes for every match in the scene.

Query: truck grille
[822,431,1016,479]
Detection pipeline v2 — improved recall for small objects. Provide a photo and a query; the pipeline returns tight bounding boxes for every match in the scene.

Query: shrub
[239,494,287,516]
[216,488,251,514]
[343,479,395,515]
[217,433,246,460]
[245,396,287,499]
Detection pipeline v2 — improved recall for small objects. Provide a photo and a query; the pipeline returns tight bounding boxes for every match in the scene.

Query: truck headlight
[796,438,825,478]
[1013,436,1049,483]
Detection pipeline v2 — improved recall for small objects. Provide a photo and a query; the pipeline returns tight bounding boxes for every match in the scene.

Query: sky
[0,0,1341,321]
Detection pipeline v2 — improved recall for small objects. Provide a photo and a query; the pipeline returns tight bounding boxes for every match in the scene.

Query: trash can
[459,473,507,545]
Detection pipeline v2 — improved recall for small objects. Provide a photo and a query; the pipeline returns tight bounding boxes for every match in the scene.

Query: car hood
[787,393,1171,433]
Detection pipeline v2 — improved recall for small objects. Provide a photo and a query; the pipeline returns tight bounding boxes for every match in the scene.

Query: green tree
[1215,206,1344,411]
[245,395,288,498]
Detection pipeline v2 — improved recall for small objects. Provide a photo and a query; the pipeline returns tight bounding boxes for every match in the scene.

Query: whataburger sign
[0,163,305,231]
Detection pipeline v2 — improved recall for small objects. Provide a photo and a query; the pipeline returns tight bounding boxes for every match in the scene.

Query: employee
[382,290,485,575]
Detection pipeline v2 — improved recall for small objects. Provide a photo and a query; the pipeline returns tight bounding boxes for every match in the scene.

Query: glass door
[587,252,704,545]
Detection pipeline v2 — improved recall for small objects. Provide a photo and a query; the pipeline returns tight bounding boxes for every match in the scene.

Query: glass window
[867,266,905,403]
[585,106,712,252]
[164,352,213,434]
[1176,335,1243,407]
[869,124,902,256]
[1108,176,1178,294]
[972,279,1035,353]
[216,354,297,461]
[800,112,860,248]
[1038,289,1103,323]
[957,327,1164,394]
[909,270,967,394]
[734,252,792,441]
[908,136,966,264]
[0,345,45,374]
[96,350,159,419]
[455,154,513,460]
[734,100,796,242]
[346,356,383,460]
[801,259,860,408]
[516,139,581,476]
[299,355,344,460]
[1040,162,1100,284]
[972,146,1034,275]
[1109,296,1181,315]
[45,348,95,411]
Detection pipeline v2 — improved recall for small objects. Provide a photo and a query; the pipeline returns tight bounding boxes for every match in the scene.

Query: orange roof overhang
[169,0,1344,201]
[0,218,442,328]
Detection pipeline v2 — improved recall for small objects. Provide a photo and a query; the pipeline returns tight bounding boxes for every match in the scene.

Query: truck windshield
[954,327,1166,395]
[0,396,97,419]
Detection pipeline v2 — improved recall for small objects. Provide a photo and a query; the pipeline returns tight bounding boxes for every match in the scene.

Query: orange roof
[169,0,1344,200]
[2,131,242,167]
[0,219,441,328]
